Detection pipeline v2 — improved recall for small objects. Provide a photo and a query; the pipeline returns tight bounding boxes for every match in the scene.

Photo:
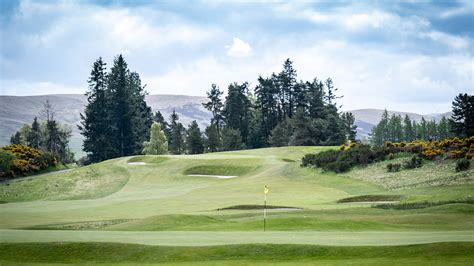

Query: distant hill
[0,94,451,156]
[0,94,211,158]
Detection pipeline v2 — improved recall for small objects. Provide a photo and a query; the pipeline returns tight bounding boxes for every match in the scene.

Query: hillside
[0,94,211,157]
[0,146,472,264]
[0,94,451,156]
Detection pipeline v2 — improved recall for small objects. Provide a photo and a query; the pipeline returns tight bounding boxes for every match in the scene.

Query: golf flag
[264,185,270,194]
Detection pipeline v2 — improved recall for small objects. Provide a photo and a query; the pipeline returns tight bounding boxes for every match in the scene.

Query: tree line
[9,100,74,164]
[370,93,473,145]
[144,58,358,156]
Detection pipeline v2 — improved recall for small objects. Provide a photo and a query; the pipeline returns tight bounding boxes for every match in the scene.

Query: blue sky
[0,0,472,113]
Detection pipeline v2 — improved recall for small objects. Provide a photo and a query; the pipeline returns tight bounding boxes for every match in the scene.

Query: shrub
[0,149,16,177]
[386,163,401,172]
[1,144,57,178]
[301,150,339,168]
[455,158,471,172]
[325,160,351,173]
[403,155,423,169]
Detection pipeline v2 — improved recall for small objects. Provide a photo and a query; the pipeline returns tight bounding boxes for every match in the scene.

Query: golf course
[0,146,473,264]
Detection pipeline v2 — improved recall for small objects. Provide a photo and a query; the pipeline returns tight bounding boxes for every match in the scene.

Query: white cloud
[0,79,83,96]
[226,37,252,58]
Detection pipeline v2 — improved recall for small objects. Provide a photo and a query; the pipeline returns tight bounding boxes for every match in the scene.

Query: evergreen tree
[417,117,428,140]
[204,125,221,152]
[371,109,389,145]
[142,122,168,155]
[268,119,293,147]
[186,121,204,154]
[255,76,279,145]
[153,111,171,142]
[307,78,326,120]
[223,82,251,145]
[388,114,403,142]
[324,78,341,106]
[221,127,244,151]
[403,115,414,141]
[437,116,451,139]
[426,119,438,140]
[278,58,297,118]
[169,110,185,154]
[290,108,320,146]
[28,117,42,149]
[79,57,111,162]
[203,84,224,132]
[450,93,474,137]
[10,132,21,145]
[341,112,357,141]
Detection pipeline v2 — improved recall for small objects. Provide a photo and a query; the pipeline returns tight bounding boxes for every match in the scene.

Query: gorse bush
[386,163,401,172]
[0,144,57,178]
[403,155,423,169]
[301,143,387,173]
[455,158,470,172]
[384,136,474,160]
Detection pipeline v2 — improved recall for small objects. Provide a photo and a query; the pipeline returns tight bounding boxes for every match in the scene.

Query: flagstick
[264,193,267,232]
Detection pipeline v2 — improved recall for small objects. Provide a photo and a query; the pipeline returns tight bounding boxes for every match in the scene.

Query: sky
[0,0,473,114]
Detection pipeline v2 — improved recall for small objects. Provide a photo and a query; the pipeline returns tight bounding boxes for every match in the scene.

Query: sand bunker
[127,162,147,165]
[187,174,237,179]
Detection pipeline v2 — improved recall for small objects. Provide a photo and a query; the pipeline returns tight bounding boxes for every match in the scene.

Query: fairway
[1,146,473,264]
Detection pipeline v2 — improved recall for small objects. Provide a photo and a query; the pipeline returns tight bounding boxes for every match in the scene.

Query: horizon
[1,0,472,114]
[0,93,453,115]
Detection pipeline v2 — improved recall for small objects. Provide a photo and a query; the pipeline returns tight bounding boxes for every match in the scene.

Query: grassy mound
[184,165,256,176]
[217,205,301,210]
[127,155,169,164]
[0,242,472,264]
[337,195,404,203]
[374,197,474,210]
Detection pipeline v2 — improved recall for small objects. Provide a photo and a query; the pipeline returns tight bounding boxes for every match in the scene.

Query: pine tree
[450,93,474,137]
[371,109,389,145]
[278,58,297,118]
[108,55,133,157]
[204,125,221,152]
[142,122,168,155]
[341,112,357,141]
[153,111,172,142]
[290,108,320,146]
[437,116,451,139]
[403,115,414,141]
[223,82,251,146]
[28,117,42,149]
[418,117,428,140]
[221,127,244,151]
[269,119,293,147]
[203,84,224,132]
[255,76,279,145]
[79,57,111,162]
[169,110,185,154]
[307,78,326,120]
[186,121,204,154]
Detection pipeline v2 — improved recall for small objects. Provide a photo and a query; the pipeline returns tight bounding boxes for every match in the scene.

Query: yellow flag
[264,185,270,194]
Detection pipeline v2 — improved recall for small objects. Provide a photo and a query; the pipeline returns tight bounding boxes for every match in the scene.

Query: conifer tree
[450,93,474,137]
[186,121,204,154]
[223,82,251,146]
[204,125,221,152]
[221,127,244,151]
[341,112,357,141]
[269,119,293,147]
[403,115,414,141]
[203,84,224,133]
[28,117,42,149]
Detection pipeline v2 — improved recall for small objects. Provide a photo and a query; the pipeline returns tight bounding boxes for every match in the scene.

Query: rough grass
[217,205,301,210]
[0,242,472,264]
[184,165,257,176]
[337,195,404,203]
[374,197,474,210]
[348,157,474,190]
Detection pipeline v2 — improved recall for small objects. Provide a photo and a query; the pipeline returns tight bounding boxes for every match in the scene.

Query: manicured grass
[0,242,473,264]
[0,146,472,263]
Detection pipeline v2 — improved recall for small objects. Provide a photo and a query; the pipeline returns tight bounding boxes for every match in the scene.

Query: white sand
[187,174,237,179]
[127,162,147,165]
